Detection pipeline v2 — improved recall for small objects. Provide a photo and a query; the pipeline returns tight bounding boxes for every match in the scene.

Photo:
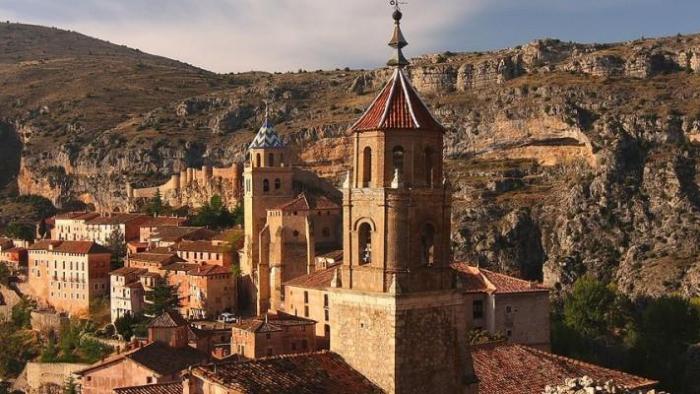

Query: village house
[76,311,209,394]
[183,352,382,394]
[83,213,151,245]
[189,320,235,359]
[110,267,148,322]
[27,240,112,316]
[174,241,232,267]
[147,227,216,248]
[230,312,316,359]
[52,212,100,241]
[138,216,188,243]
[0,245,28,272]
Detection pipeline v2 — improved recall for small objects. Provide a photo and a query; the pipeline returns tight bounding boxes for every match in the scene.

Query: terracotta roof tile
[175,241,228,254]
[283,265,339,290]
[274,193,340,212]
[233,312,315,333]
[129,252,184,265]
[28,240,111,255]
[55,212,100,221]
[140,216,188,228]
[114,382,182,394]
[110,267,148,276]
[188,264,231,277]
[152,227,216,243]
[86,214,149,225]
[193,351,382,394]
[471,342,657,393]
[350,68,444,133]
[148,310,188,328]
[451,263,549,294]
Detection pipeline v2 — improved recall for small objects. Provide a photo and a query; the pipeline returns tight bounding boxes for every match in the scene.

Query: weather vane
[389,0,407,11]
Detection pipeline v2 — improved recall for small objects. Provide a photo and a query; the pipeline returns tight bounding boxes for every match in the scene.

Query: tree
[114,313,147,341]
[105,226,126,269]
[62,376,78,394]
[563,276,618,338]
[4,222,35,242]
[631,296,700,392]
[145,276,181,317]
[145,189,170,216]
[190,196,241,229]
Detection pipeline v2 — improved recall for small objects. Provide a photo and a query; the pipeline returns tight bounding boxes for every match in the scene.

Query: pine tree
[106,226,126,269]
[145,275,181,317]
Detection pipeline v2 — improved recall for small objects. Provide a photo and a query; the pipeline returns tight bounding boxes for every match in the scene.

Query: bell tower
[329,6,478,394]
[241,109,295,314]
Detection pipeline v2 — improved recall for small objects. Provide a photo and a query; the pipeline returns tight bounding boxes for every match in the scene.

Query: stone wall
[23,362,89,394]
[31,310,69,334]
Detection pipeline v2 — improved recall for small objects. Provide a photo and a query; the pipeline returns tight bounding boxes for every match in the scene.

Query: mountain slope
[2,22,700,298]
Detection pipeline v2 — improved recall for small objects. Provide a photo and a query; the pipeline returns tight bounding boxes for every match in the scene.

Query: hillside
[2,22,700,298]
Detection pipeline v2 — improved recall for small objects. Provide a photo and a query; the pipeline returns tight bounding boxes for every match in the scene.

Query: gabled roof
[233,312,315,334]
[192,351,383,394]
[110,267,148,277]
[54,212,100,221]
[151,226,216,243]
[86,213,148,226]
[114,382,182,394]
[274,193,340,212]
[148,310,188,328]
[450,263,549,295]
[350,68,444,133]
[471,342,657,393]
[249,118,285,149]
[28,240,111,255]
[175,240,228,254]
[188,264,231,277]
[283,264,340,290]
[129,252,184,265]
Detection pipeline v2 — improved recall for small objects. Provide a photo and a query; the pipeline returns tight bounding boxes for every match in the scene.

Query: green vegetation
[552,276,700,393]
[144,189,171,216]
[13,195,56,219]
[190,195,243,229]
[145,275,181,317]
[0,298,38,378]
[3,222,34,242]
[38,320,112,364]
[0,264,10,286]
[106,226,126,270]
[113,313,148,341]
[62,376,78,394]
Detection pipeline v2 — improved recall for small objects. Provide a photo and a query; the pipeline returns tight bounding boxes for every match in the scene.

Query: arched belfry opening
[421,223,436,266]
[358,223,372,265]
[392,146,405,175]
[362,147,372,187]
[424,147,435,187]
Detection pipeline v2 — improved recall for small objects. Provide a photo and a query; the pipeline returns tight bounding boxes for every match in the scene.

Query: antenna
[389,0,407,10]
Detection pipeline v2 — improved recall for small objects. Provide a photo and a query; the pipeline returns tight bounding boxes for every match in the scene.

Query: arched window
[362,147,372,187]
[268,153,275,167]
[425,147,435,187]
[263,179,270,193]
[274,178,281,190]
[256,153,261,168]
[358,223,372,265]
[392,146,405,174]
[421,223,436,266]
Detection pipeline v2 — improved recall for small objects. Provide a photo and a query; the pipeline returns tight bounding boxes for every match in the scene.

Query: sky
[2,0,700,74]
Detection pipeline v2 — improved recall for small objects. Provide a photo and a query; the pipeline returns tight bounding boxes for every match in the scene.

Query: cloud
[2,0,700,73]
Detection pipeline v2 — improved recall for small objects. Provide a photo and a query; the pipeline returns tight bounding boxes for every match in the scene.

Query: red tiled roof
[471,342,657,394]
[350,68,444,133]
[114,382,182,394]
[129,252,184,264]
[175,240,228,254]
[163,262,200,273]
[148,310,188,328]
[188,264,231,277]
[28,240,111,255]
[283,264,339,290]
[274,193,340,212]
[110,267,148,276]
[86,213,148,225]
[192,351,382,394]
[54,212,100,221]
[451,263,549,294]
[152,227,216,242]
[140,216,188,228]
[233,312,315,333]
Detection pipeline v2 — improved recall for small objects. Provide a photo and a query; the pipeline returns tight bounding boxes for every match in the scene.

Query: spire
[248,104,285,149]
[387,4,409,68]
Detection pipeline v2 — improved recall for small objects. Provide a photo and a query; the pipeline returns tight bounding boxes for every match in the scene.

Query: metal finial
[388,1,409,68]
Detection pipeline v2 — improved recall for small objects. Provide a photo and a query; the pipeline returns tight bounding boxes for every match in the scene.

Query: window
[268,153,275,167]
[361,147,372,187]
[263,179,270,192]
[392,145,405,174]
[324,324,330,337]
[304,291,309,303]
[420,223,436,266]
[304,306,309,317]
[274,178,281,190]
[256,153,261,167]
[358,223,372,265]
[506,329,512,337]
[324,309,329,322]
[323,294,328,308]
[473,300,484,319]
[425,147,435,187]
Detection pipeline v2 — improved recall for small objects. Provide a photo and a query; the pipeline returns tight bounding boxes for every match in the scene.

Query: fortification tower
[242,112,295,314]
[329,7,478,394]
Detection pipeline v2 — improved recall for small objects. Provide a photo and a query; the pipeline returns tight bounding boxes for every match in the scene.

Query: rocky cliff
[3,22,700,297]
